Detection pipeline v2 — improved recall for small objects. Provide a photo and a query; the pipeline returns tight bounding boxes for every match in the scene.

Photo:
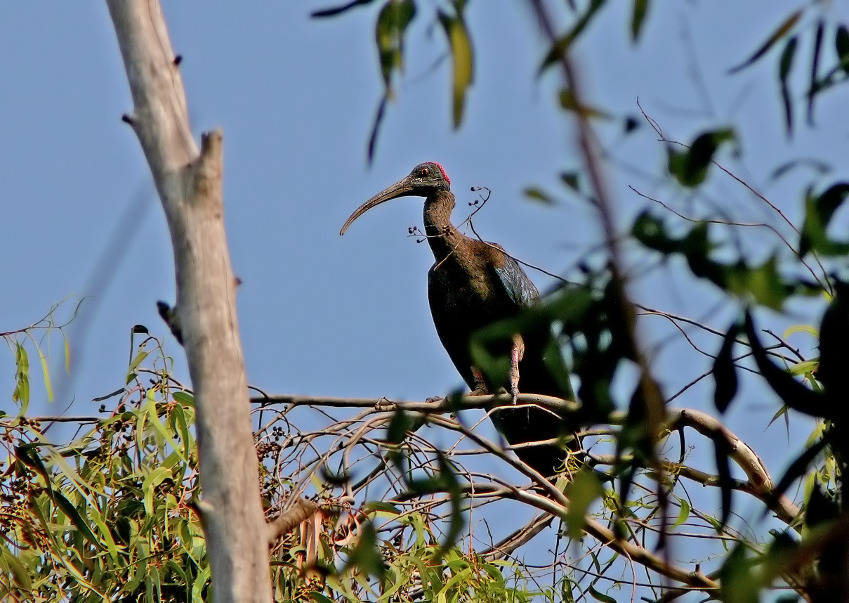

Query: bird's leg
[470,367,489,395]
[510,334,525,403]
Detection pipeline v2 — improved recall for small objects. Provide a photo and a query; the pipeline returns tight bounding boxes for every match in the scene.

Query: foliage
[8,0,849,601]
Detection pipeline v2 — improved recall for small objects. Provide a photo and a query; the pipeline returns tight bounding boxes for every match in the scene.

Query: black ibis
[340,162,574,478]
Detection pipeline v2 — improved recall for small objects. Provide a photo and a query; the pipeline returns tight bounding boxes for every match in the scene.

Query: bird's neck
[423,191,468,262]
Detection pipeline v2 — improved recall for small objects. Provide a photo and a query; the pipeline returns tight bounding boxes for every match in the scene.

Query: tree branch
[105,2,271,601]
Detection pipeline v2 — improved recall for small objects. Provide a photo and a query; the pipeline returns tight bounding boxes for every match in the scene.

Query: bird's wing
[488,244,540,309]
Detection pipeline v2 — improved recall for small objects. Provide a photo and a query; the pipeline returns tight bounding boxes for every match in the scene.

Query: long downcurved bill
[339,176,416,235]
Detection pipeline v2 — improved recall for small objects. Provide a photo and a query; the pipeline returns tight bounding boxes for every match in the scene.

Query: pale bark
[105,2,271,600]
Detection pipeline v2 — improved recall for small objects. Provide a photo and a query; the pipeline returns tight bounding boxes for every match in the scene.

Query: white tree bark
[105,2,271,600]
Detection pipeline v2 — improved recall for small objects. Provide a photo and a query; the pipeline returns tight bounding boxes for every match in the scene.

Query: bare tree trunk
[105,2,271,600]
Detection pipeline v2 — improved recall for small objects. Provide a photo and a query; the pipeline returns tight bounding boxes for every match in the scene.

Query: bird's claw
[470,366,489,396]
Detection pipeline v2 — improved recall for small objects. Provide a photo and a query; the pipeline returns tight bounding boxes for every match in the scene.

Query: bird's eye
[421,167,430,177]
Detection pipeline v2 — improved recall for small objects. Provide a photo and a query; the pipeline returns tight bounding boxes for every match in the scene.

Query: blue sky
[2,1,847,583]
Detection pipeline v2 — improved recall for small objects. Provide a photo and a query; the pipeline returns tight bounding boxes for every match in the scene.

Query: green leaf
[375,0,416,87]
[34,340,54,402]
[64,335,71,374]
[539,0,606,74]
[630,0,649,42]
[13,342,30,412]
[172,390,195,406]
[588,584,617,603]
[564,470,603,539]
[524,186,556,205]
[667,128,735,187]
[126,349,149,384]
[346,521,385,580]
[559,89,611,119]
[728,9,802,74]
[673,497,690,529]
[799,182,849,256]
[2,545,32,590]
[719,545,758,603]
[51,490,103,549]
[438,8,474,129]
[143,466,172,517]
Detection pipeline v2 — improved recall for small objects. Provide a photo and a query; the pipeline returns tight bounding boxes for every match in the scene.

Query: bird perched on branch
[340,162,575,478]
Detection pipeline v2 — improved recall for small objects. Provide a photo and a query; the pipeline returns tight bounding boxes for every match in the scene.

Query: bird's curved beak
[339,175,416,235]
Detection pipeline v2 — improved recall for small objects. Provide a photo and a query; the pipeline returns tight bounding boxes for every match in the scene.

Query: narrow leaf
[744,311,831,419]
[35,342,54,402]
[713,436,733,530]
[438,10,474,128]
[631,0,649,42]
[807,20,824,125]
[673,497,690,529]
[728,9,803,74]
[13,342,30,412]
[51,490,102,549]
[311,0,375,18]
[713,322,740,413]
[539,0,606,74]
[836,25,849,75]
[778,36,798,134]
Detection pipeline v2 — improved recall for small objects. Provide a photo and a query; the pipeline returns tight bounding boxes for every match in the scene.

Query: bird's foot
[470,367,489,396]
[509,334,525,404]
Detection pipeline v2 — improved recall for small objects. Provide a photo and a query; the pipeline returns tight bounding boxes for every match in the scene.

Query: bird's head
[340,162,451,235]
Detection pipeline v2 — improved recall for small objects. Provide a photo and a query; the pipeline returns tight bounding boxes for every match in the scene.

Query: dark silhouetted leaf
[816,281,849,401]
[560,171,581,191]
[807,20,824,125]
[744,311,832,419]
[768,158,831,181]
[131,324,149,334]
[623,115,640,134]
[438,8,474,128]
[714,322,740,413]
[728,9,802,74]
[367,92,388,164]
[778,35,798,134]
[837,25,849,75]
[799,182,849,256]
[630,0,649,42]
[713,435,733,530]
[769,436,828,506]
[385,409,423,445]
[311,0,375,18]
[667,128,735,187]
[805,481,839,528]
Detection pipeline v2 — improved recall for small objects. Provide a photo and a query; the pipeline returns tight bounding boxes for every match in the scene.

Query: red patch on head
[433,162,450,184]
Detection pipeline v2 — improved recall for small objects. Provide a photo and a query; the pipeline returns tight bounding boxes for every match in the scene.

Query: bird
[340,162,575,479]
